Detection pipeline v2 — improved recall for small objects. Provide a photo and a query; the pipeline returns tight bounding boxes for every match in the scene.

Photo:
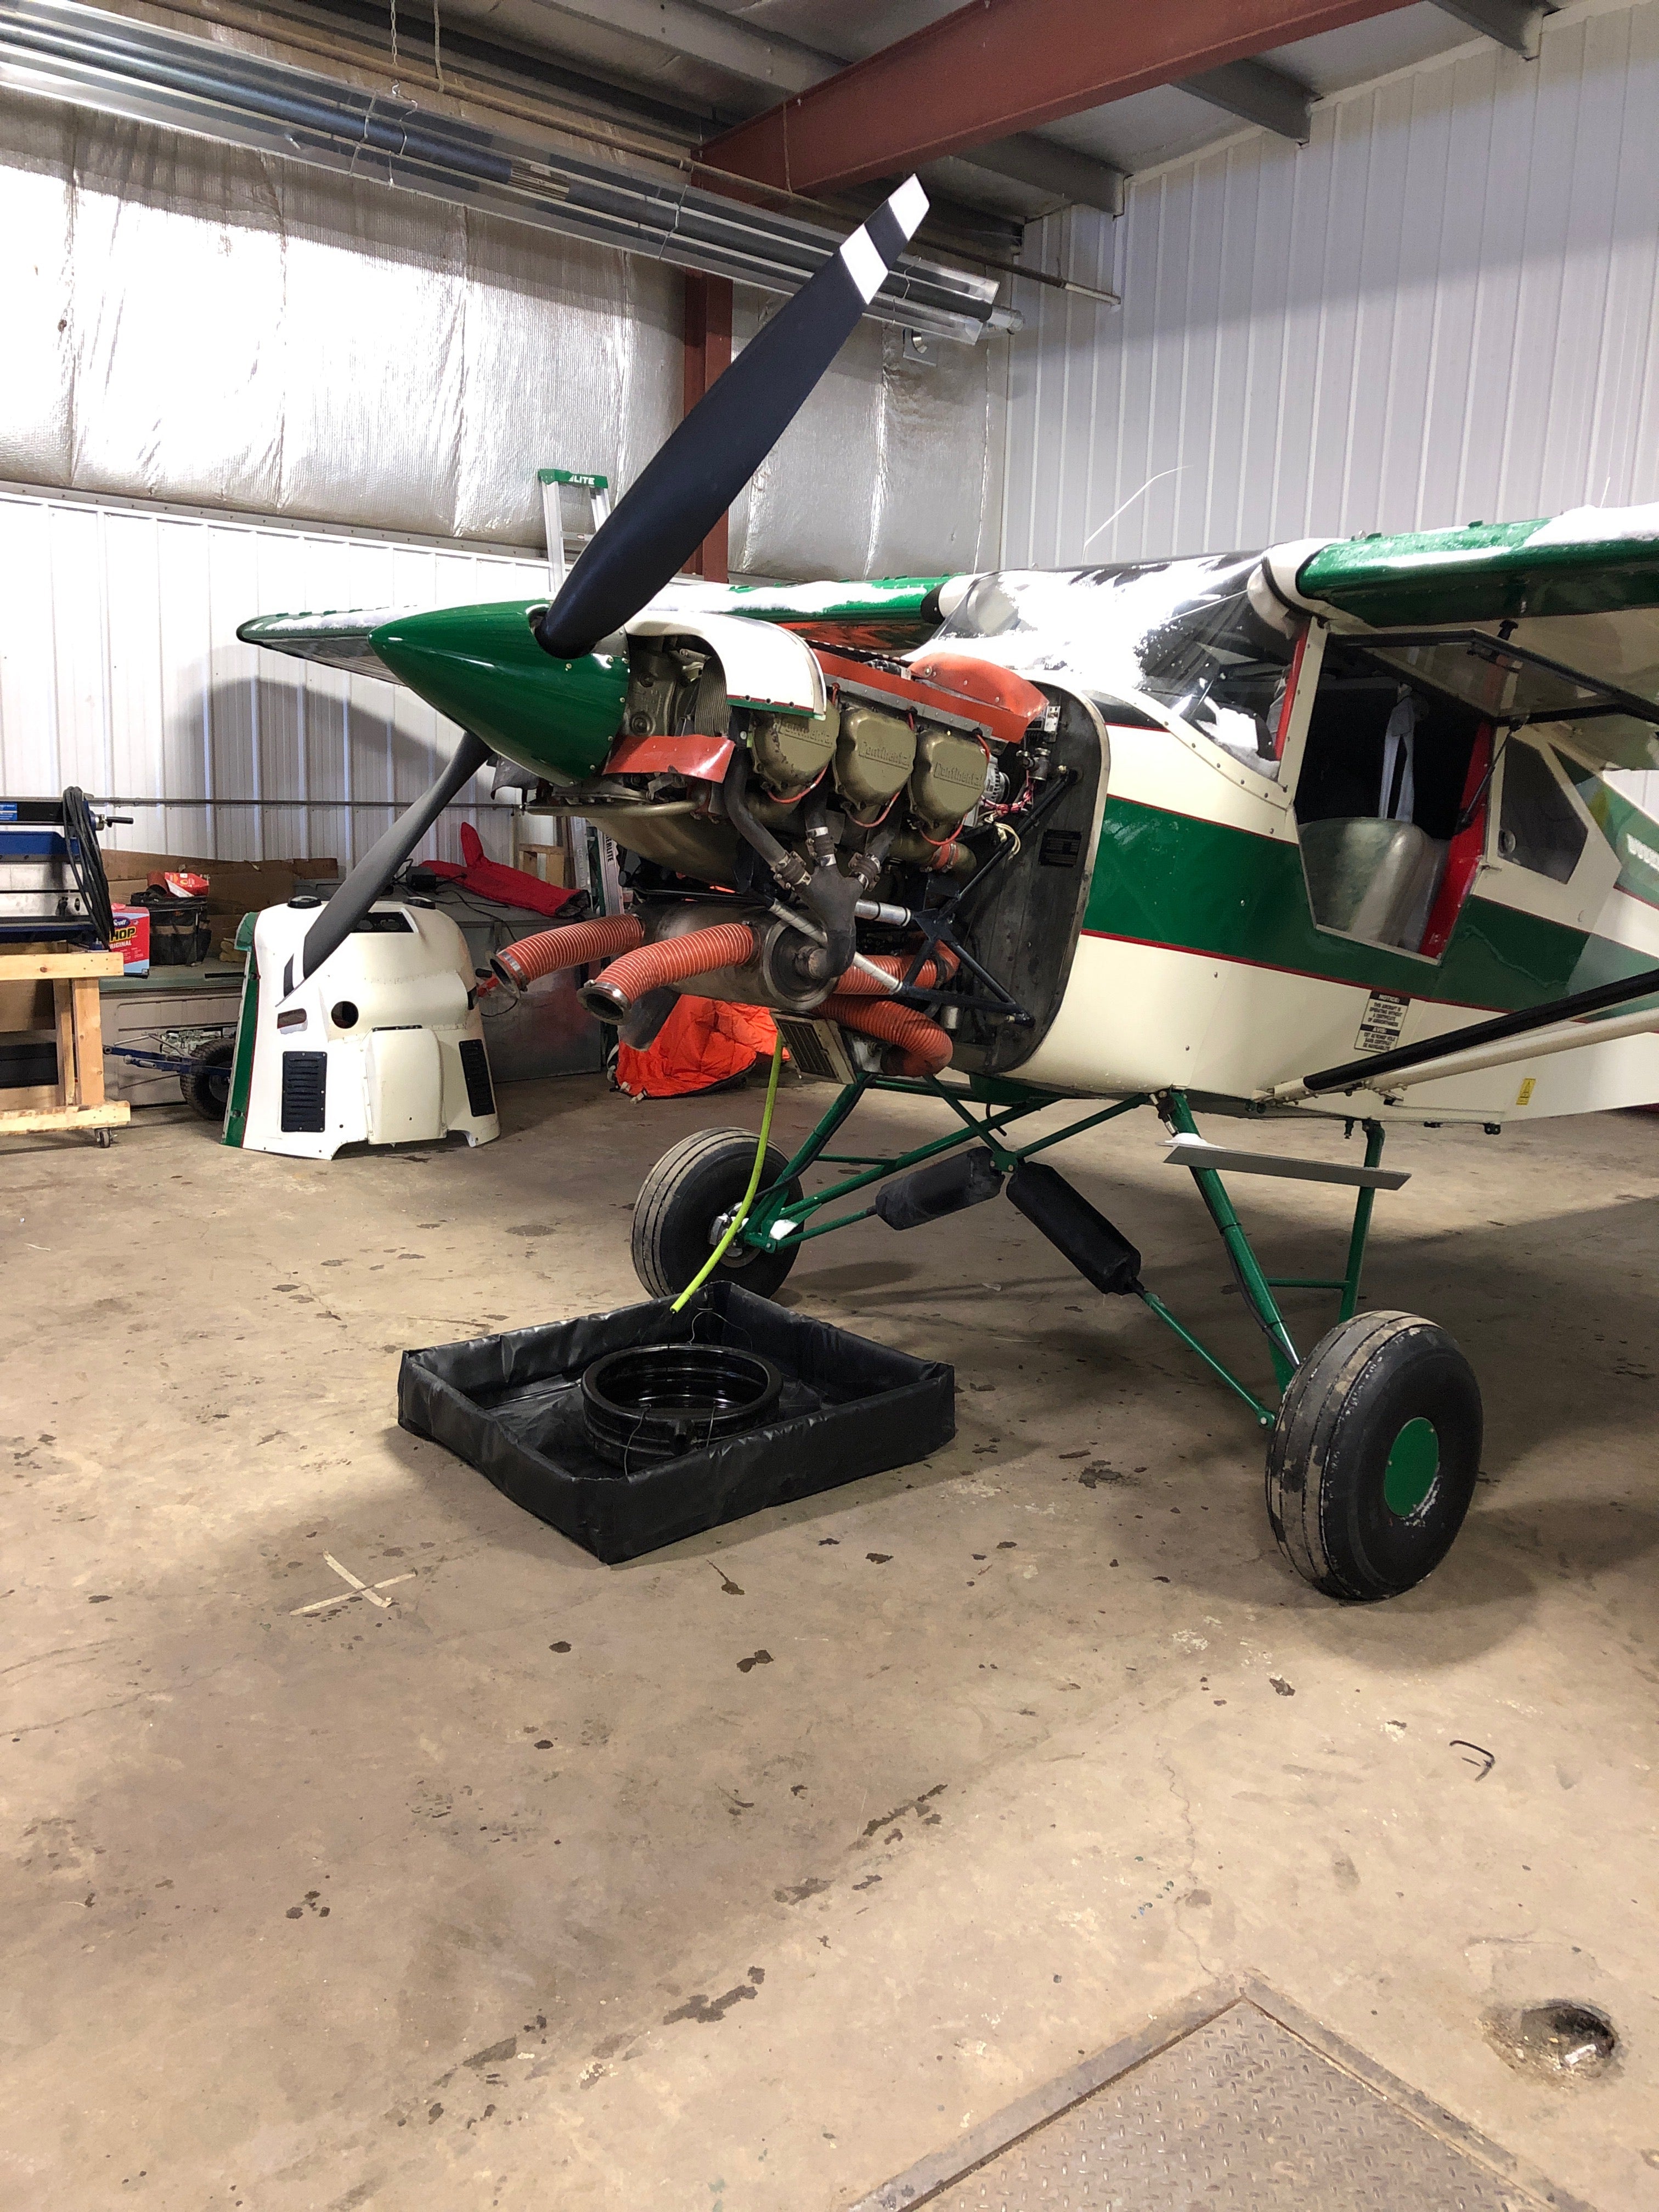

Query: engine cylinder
[909,725,989,835]
[833,704,916,810]
[749,703,840,797]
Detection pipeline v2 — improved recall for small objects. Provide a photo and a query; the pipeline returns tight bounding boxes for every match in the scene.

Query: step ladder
[538,467,611,594]
[531,466,622,923]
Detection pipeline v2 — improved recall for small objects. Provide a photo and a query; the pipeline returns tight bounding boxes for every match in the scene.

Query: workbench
[0,950,129,1140]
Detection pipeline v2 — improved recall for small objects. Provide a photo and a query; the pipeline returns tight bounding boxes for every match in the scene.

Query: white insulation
[0,81,1004,854]
[1005,0,1659,570]
[0,84,1005,573]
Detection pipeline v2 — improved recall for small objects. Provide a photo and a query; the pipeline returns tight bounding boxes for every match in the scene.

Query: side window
[1497,742,1587,883]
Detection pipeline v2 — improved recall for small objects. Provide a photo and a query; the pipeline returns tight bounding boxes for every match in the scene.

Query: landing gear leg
[1141,1095,1481,1600]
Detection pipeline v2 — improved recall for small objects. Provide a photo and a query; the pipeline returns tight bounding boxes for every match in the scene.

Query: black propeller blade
[292,175,928,988]
[534,176,929,661]
[294,727,490,986]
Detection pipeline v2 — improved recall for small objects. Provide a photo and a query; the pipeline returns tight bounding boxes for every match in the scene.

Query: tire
[182,1036,236,1124]
[631,1127,803,1302]
[1265,1310,1482,1601]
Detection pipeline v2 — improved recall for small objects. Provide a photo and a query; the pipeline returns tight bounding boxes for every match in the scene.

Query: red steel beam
[702,0,1415,195]
[681,270,733,582]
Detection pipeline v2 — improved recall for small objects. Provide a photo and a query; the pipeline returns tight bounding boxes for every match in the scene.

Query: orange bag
[614,996,780,1099]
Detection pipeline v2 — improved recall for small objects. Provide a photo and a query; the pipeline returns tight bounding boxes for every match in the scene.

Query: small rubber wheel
[1265,1309,1482,1601]
[631,1127,802,1302]
[182,1036,236,1124]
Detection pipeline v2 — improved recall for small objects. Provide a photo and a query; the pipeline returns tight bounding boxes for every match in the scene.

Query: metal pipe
[1279,958,1659,1100]
[0,0,1001,344]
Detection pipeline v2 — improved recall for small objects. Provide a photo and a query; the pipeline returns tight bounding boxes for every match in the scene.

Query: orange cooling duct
[820,992,953,1078]
[489,913,644,989]
[582,921,758,1018]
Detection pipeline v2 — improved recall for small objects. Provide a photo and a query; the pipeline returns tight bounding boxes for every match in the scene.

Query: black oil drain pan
[397,1280,955,1563]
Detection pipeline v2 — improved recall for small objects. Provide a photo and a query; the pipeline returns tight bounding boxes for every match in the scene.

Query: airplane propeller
[292,175,931,988]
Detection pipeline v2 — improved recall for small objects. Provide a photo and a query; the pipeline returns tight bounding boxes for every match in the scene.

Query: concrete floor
[4,1073,1658,2211]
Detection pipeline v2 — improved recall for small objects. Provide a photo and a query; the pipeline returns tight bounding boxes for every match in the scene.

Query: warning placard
[1354,990,1410,1053]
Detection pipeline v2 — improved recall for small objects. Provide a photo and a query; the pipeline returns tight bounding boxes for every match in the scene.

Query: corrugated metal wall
[1005,0,1659,572]
[0,483,548,867]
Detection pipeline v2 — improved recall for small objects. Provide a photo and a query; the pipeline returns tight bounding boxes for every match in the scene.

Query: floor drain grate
[850,1989,1588,2212]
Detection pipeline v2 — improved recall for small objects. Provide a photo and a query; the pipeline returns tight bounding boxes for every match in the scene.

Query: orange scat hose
[490,912,644,990]
[587,921,758,1013]
[821,992,953,1079]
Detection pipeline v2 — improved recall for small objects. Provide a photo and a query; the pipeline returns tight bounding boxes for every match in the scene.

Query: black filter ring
[580,1341,783,1470]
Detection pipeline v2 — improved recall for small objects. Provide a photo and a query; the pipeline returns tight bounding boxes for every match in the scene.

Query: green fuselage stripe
[1083,796,1654,1012]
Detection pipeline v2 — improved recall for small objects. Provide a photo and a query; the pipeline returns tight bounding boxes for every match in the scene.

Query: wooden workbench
[0,950,130,1139]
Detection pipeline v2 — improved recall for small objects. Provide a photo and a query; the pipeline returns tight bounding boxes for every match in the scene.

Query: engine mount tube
[830,946,959,996]
[489,913,644,990]
[580,921,758,1019]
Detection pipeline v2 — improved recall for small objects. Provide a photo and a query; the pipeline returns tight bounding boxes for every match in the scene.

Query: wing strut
[1276,960,1659,1102]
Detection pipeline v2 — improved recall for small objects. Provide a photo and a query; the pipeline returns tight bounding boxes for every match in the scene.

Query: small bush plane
[236,176,1659,1603]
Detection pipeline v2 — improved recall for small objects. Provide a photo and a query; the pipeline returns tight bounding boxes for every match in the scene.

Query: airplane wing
[1289,505,1659,775]
[236,575,954,683]
[653,574,953,653]
[236,608,408,683]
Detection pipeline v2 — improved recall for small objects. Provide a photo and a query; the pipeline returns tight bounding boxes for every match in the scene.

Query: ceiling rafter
[699,0,1421,197]
[531,0,1126,214]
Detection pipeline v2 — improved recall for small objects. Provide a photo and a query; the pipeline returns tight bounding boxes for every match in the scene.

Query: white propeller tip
[888,174,928,241]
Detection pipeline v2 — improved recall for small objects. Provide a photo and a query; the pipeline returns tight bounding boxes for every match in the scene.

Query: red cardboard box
[110,904,151,975]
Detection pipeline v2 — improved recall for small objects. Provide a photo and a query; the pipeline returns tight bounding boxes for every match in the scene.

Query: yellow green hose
[671,1036,786,1312]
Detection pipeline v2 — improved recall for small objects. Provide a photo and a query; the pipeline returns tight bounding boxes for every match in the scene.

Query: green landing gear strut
[633,1075,1481,1601]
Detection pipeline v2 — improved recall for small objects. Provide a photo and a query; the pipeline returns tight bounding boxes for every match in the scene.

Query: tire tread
[1266,1308,1479,1601]
[631,1126,798,1301]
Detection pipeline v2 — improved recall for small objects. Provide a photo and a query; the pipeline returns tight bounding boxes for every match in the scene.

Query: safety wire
[670,1036,786,1315]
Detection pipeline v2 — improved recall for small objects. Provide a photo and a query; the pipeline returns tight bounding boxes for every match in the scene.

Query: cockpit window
[932,555,1294,774]
[1498,740,1587,882]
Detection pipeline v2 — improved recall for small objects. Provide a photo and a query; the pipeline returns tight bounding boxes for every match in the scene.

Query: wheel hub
[1383,1415,1439,1517]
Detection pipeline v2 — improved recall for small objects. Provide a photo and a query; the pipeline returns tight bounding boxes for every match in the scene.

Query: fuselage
[929,557,1659,1122]
[244,544,1659,1123]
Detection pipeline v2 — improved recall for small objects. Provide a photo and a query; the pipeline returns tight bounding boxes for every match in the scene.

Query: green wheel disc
[1383,1415,1440,1518]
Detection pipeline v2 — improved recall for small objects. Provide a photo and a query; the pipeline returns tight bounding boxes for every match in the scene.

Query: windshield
[928,554,1295,771]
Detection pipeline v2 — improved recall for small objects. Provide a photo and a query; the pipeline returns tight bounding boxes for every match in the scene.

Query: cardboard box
[514,842,572,888]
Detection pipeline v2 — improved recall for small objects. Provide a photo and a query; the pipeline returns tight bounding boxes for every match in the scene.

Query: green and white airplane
[238,175,1659,1605]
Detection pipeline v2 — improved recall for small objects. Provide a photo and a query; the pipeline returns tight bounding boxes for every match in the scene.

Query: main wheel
[631,1127,803,1302]
[182,1036,236,1124]
[1265,1310,1482,1601]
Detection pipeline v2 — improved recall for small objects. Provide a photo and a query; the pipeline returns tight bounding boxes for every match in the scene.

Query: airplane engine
[507,627,1106,1085]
